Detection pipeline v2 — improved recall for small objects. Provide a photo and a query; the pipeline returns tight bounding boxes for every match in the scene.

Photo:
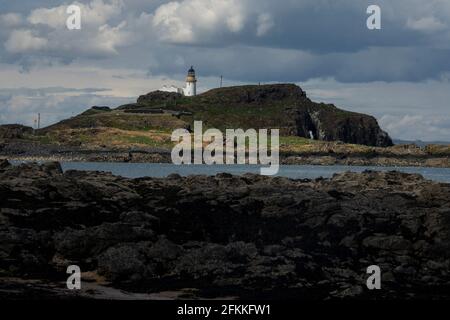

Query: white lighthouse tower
[184,66,197,97]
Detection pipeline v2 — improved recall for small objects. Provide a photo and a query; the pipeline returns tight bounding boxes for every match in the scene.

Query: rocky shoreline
[1,140,449,168]
[1,159,450,300]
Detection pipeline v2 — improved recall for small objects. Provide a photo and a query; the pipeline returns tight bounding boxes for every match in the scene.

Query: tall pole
[220,75,223,88]
[38,113,40,129]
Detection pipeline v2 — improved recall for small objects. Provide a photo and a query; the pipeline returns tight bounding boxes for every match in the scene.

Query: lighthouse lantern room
[184,66,197,97]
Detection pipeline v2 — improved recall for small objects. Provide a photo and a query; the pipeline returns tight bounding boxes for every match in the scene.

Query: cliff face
[134,84,393,147]
[287,102,393,147]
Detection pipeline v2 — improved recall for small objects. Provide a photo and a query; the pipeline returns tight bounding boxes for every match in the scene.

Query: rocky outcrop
[79,106,112,116]
[0,124,33,139]
[135,91,183,107]
[290,105,393,147]
[199,83,308,104]
[1,161,450,299]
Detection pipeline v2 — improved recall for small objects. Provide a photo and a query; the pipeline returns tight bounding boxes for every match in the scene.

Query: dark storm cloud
[224,0,423,53]
[146,45,450,83]
[1,0,450,82]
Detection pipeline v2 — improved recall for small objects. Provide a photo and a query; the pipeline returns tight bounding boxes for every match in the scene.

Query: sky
[0,0,449,141]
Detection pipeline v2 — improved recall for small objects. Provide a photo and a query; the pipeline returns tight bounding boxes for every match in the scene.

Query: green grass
[24,134,54,144]
[80,108,111,116]
[42,112,187,133]
[119,135,171,148]
[280,136,319,146]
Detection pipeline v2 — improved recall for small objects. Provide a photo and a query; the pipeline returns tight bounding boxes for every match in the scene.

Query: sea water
[51,162,450,183]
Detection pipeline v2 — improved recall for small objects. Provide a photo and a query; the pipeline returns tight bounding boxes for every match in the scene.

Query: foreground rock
[1,161,450,300]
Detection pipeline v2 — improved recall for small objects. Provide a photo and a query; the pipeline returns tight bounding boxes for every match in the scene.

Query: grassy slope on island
[27,127,173,149]
[41,108,187,132]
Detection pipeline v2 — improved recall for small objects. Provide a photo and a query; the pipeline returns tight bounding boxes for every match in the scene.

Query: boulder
[0,159,10,169]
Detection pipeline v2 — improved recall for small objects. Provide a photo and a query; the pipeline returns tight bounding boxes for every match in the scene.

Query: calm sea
[48,162,450,183]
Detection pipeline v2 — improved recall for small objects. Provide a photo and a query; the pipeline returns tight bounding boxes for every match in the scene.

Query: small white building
[160,85,183,94]
[160,66,197,97]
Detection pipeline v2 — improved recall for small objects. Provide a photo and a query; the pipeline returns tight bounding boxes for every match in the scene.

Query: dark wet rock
[1,162,450,299]
[97,242,149,283]
[363,235,412,251]
[0,159,10,169]
[53,223,155,260]
[40,161,63,175]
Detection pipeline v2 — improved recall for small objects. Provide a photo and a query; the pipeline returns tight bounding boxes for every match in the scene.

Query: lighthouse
[159,66,199,96]
[184,66,197,97]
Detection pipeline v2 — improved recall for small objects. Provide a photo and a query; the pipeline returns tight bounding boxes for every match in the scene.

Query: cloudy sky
[0,0,449,141]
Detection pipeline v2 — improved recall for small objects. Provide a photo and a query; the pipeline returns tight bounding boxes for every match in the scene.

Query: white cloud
[27,0,124,28]
[152,0,246,44]
[2,0,131,60]
[5,30,48,53]
[0,13,23,27]
[301,77,450,115]
[406,16,446,32]
[27,5,68,28]
[256,13,274,37]
[81,21,131,55]
[380,114,450,141]
[7,95,35,112]
[0,63,179,99]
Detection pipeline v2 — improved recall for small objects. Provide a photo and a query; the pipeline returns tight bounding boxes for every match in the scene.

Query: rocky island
[1,160,450,299]
[2,84,448,168]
